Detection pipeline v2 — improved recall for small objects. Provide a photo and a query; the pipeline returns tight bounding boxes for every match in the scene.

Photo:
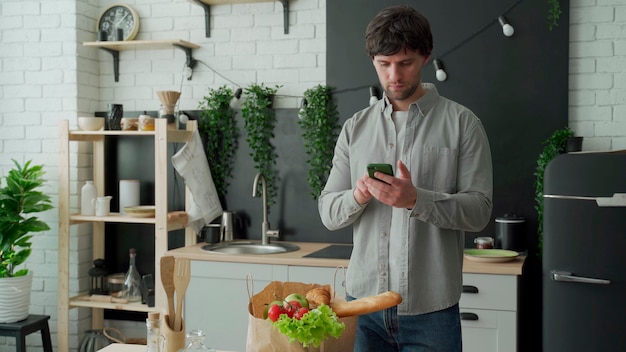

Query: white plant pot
[0,271,32,323]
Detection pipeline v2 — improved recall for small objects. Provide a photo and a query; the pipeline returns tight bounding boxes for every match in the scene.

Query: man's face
[372,49,429,106]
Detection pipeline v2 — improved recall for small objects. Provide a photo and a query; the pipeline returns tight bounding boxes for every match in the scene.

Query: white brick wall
[569,0,626,150]
[1,0,625,350]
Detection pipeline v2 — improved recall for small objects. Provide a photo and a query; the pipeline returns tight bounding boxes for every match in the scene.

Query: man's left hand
[365,160,417,209]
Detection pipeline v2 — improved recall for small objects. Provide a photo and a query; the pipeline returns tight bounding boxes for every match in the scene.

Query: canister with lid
[495,213,526,251]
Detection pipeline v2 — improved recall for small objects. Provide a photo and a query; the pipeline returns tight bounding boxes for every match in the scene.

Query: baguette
[330,291,402,318]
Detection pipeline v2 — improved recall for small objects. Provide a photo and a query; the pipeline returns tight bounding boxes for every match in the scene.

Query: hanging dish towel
[171,129,223,234]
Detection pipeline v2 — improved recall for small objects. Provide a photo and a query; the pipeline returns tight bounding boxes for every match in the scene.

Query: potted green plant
[547,0,562,31]
[241,83,281,207]
[297,85,341,200]
[0,159,53,322]
[197,85,239,204]
[534,127,573,257]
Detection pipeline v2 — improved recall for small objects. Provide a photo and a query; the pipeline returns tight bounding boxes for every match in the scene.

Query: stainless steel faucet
[252,173,280,244]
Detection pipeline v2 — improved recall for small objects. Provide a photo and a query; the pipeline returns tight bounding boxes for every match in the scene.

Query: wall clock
[97,4,140,41]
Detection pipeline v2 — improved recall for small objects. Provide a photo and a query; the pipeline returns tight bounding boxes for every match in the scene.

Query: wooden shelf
[57,118,197,351]
[189,0,289,37]
[70,295,158,313]
[83,39,199,51]
[69,128,194,144]
[83,39,200,82]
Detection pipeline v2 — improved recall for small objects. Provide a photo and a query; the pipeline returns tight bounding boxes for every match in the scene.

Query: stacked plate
[463,249,519,263]
[123,205,156,218]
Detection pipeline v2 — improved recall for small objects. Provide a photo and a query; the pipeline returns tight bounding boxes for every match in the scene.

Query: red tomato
[283,300,302,318]
[293,307,309,320]
[267,303,284,322]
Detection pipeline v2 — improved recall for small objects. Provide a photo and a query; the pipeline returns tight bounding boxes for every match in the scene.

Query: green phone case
[367,163,394,180]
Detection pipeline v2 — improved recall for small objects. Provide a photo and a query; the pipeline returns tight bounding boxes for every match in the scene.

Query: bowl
[78,117,105,131]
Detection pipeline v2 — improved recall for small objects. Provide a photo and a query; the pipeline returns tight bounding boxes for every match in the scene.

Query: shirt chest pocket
[419,146,458,193]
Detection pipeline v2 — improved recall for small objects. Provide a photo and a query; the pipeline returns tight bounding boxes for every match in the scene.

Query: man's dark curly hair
[365,5,433,58]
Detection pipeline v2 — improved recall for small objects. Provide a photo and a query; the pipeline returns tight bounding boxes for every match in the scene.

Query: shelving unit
[189,0,289,37]
[83,39,200,82]
[57,118,197,351]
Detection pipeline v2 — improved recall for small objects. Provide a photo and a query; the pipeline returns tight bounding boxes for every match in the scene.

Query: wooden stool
[0,315,53,352]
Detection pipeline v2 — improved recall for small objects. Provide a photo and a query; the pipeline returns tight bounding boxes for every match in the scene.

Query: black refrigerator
[543,152,626,351]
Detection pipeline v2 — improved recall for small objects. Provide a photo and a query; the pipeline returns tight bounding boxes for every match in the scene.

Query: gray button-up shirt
[318,83,493,315]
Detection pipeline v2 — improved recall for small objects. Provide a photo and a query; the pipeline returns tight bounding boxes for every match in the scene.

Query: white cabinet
[183,257,522,352]
[460,273,518,352]
[184,261,340,352]
[57,119,196,351]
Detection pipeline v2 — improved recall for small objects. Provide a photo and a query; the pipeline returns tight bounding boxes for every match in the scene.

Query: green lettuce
[272,304,345,348]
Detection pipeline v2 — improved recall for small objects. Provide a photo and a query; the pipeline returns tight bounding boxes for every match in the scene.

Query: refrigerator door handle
[551,270,611,285]
[544,193,626,207]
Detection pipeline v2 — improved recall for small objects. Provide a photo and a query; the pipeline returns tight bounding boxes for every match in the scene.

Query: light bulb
[298,98,307,119]
[433,59,447,82]
[498,16,515,37]
[369,86,379,106]
[229,88,243,109]
[178,112,190,124]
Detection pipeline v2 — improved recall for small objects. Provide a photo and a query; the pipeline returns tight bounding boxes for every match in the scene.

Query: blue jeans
[348,295,462,352]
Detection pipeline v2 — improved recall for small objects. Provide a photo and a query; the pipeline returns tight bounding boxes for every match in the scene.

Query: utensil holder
[162,315,185,352]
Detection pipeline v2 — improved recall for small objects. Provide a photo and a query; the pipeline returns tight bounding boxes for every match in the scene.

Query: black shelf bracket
[173,44,197,80]
[191,0,289,37]
[278,0,289,34]
[100,48,120,82]
[191,0,211,38]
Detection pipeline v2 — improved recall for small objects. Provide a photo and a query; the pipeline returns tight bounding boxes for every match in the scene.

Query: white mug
[92,196,112,216]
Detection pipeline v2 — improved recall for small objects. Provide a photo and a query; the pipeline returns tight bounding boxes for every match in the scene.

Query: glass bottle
[81,180,97,215]
[178,329,216,352]
[146,312,165,352]
[123,248,144,302]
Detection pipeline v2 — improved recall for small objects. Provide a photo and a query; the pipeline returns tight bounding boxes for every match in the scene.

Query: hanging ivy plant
[241,83,281,207]
[534,126,573,257]
[547,0,562,31]
[297,85,341,200]
[197,85,238,203]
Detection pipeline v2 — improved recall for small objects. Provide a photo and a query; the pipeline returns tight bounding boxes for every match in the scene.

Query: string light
[369,86,379,106]
[498,16,515,37]
[433,59,448,82]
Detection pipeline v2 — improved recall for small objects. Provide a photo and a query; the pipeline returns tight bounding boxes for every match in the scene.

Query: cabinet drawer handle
[460,312,479,321]
[462,285,478,294]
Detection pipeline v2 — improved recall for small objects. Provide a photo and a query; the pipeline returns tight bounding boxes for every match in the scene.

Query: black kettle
[495,213,526,252]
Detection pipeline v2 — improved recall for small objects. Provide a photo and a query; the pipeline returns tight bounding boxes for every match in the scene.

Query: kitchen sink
[200,241,300,255]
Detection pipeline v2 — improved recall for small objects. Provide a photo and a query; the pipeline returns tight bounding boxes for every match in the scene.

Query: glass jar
[178,329,216,352]
[146,312,165,352]
[474,237,494,249]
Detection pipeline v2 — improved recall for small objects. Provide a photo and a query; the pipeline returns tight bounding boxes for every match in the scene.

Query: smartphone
[367,163,394,182]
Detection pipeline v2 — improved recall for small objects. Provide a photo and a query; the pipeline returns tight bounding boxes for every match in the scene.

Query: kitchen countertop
[98,343,236,352]
[167,241,525,276]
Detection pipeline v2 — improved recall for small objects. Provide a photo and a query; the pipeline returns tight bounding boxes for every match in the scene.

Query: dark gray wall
[328,0,570,252]
[327,2,569,351]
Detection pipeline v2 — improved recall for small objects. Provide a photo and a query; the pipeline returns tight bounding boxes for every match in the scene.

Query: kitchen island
[167,242,525,352]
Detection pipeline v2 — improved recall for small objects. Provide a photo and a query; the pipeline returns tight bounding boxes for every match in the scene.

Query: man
[318,5,493,351]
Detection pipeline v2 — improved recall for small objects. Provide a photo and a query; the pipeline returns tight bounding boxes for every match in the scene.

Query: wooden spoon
[160,256,176,327]
[173,258,191,331]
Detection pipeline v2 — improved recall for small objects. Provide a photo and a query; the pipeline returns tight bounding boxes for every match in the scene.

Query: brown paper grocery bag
[245,281,357,352]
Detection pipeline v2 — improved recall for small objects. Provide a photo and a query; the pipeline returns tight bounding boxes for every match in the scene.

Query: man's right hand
[354,173,373,205]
